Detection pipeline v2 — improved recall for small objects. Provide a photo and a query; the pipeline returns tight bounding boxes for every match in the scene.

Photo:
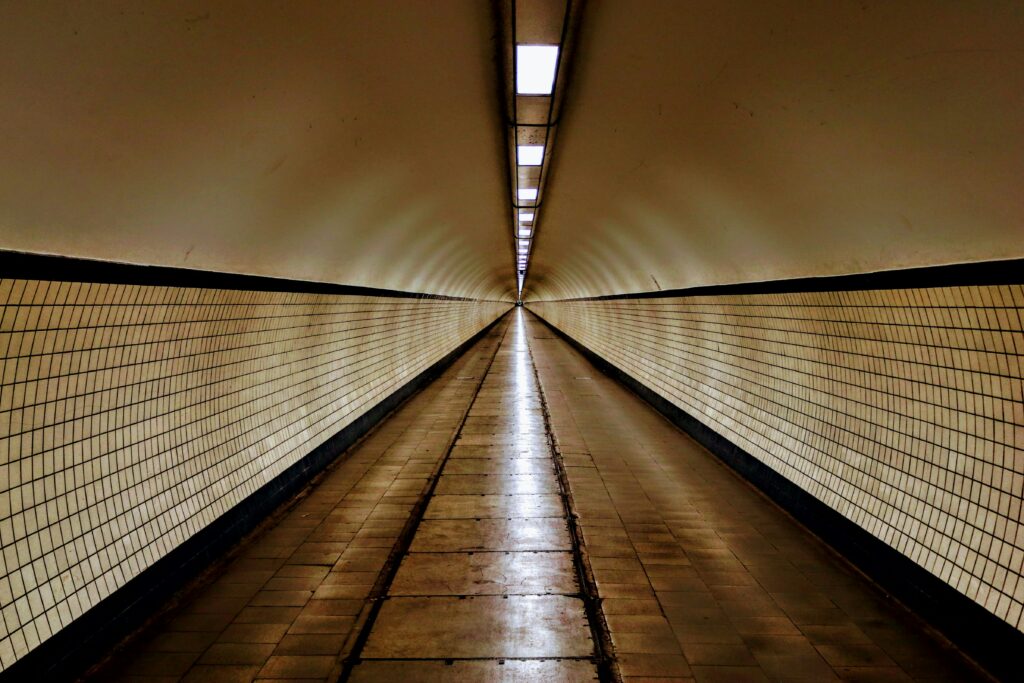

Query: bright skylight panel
[519,211,535,223]
[516,45,559,95]
[518,188,538,201]
[517,145,544,166]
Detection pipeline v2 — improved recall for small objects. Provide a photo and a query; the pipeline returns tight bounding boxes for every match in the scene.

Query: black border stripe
[528,308,1020,683]
[535,258,1024,302]
[0,311,509,682]
[0,249,488,301]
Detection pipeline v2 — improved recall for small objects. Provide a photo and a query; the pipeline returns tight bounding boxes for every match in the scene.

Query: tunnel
[0,1,1022,681]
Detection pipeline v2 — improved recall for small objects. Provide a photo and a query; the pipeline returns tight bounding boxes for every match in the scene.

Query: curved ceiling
[0,1,515,300]
[2,2,1021,303]
[526,0,1024,300]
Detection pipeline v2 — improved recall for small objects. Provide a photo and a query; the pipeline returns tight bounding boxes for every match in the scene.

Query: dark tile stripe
[0,249,491,301]
[539,258,1024,302]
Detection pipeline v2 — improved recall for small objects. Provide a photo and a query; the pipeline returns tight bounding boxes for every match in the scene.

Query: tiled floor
[346,306,600,681]
[89,309,992,682]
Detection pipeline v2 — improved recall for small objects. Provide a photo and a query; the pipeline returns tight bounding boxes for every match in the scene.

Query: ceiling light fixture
[516,45,559,95]
[517,145,544,166]
[501,2,579,299]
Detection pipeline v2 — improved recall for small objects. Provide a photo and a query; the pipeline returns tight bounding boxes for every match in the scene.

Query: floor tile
[362,590,591,658]
[424,493,564,518]
[410,518,572,552]
[390,551,577,595]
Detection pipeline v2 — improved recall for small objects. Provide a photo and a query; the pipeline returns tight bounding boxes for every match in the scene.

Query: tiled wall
[530,285,1024,632]
[0,277,507,671]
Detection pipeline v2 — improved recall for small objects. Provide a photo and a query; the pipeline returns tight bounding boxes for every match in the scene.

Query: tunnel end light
[516,45,559,95]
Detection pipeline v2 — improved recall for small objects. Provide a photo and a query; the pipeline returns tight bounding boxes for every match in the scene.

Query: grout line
[373,592,583,598]
[352,655,596,662]
[404,550,571,554]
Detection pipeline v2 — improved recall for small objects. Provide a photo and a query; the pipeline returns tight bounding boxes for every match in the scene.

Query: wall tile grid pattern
[530,285,1024,632]
[0,277,507,670]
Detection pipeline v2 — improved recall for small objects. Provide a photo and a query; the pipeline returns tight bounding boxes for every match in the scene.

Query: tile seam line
[332,318,512,682]
[525,317,623,683]
[376,592,585,598]
[350,655,597,662]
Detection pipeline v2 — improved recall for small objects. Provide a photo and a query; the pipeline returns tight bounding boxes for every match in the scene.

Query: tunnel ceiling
[2,2,1022,303]
[0,1,515,300]
[524,1,1024,300]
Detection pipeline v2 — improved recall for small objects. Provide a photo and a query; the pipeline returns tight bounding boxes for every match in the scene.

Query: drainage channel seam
[334,319,512,681]
[526,324,623,683]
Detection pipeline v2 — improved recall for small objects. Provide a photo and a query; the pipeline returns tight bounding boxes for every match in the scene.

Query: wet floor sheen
[347,309,600,680]
[91,309,991,682]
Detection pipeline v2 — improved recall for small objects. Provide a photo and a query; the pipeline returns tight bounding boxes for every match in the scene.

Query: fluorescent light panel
[511,45,560,289]
[517,145,544,166]
[516,45,559,95]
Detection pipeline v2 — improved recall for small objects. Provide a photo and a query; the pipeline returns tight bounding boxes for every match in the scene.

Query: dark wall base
[528,308,1021,683]
[2,311,508,682]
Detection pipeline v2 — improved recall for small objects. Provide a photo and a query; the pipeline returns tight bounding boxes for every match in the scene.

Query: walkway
[90,310,989,682]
